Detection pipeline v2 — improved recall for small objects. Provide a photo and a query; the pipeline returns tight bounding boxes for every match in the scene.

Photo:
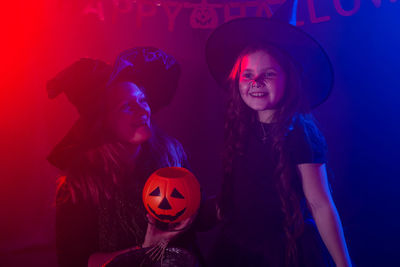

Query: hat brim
[205,17,333,108]
[48,47,182,170]
[47,113,105,171]
[47,117,85,170]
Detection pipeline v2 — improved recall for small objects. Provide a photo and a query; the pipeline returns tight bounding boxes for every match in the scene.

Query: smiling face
[106,82,151,145]
[238,50,286,122]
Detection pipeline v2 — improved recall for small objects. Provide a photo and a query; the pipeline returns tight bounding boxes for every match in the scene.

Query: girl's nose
[251,79,264,88]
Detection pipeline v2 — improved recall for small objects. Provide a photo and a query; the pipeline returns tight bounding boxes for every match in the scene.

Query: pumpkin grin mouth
[196,17,212,25]
[148,205,186,222]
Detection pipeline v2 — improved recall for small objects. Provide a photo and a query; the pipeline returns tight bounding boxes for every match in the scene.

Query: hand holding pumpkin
[142,167,201,223]
[141,167,201,249]
[142,213,196,248]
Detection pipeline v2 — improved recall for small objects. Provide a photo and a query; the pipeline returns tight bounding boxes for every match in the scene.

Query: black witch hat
[47,47,181,170]
[205,0,333,108]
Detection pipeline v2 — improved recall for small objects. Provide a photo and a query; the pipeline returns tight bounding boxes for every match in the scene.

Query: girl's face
[238,50,286,121]
[106,82,151,145]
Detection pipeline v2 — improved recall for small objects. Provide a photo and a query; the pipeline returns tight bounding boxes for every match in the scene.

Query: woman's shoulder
[167,135,185,151]
[56,175,92,206]
[152,125,184,150]
[150,126,188,168]
[55,175,99,225]
[56,176,72,204]
[166,136,189,169]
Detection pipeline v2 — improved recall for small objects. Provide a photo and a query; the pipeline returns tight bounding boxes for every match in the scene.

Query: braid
[271,122,304,266]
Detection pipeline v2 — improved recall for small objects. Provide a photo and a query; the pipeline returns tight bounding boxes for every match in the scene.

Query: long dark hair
[56,124,187,204]
[56,80,187,202]
[223,44,325,265]
[55,86,187,247]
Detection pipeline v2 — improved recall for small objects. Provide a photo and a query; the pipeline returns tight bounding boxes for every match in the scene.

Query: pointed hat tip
[272,0,298,26]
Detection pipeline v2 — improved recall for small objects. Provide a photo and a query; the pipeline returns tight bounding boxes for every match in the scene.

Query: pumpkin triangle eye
[149,187,161,196]
[171,188,184,199]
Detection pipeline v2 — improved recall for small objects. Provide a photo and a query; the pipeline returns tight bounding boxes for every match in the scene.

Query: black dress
[208,121,333,267]
[55,146,203,267]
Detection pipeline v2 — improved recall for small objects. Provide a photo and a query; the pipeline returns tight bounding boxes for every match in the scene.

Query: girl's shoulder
[286,116,327,164]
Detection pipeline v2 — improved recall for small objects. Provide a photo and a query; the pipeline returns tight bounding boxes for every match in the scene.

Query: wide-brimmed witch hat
[47,47,181,170]
[205,0,333,108]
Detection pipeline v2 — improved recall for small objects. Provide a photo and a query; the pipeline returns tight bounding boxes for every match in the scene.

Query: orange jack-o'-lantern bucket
[142,167,201,223]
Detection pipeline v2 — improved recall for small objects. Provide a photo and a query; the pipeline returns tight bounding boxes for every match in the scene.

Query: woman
[48,47,199,267]
[205,18,352,266]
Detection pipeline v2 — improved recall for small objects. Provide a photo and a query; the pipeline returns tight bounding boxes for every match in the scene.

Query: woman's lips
[132,120,148,128]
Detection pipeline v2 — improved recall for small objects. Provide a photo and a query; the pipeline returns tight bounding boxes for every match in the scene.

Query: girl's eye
[242,73,253,79]
[255,73,276,82]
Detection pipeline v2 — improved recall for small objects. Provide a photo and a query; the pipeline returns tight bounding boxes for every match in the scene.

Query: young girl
[48,47,200,267]
[205,18,352,266]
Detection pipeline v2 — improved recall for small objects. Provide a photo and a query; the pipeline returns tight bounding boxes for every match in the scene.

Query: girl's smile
[238,50,286,122]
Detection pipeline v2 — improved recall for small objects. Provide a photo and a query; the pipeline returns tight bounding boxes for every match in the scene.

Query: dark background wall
[1,0,399,266]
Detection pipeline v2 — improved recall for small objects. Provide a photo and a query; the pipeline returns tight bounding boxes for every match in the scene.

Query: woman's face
[106,82,151,145]
[238,50,286,119]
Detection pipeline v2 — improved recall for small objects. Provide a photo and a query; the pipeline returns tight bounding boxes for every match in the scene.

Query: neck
[126,143,141,156]
[257,109,276,123]
[120,143,142,169]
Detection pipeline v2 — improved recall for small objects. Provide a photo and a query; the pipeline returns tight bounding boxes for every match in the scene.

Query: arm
[56,182,132,267]
[88,214,195,267]
[298,163,352,267]
[56,190,99,267]
[88,249,136,267]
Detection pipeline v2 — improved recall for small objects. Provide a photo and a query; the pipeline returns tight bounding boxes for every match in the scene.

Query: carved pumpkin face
[190,7,218,29]
[142,167,201,223]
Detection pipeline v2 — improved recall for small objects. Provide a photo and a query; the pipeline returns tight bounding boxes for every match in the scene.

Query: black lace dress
[55,147,202,267]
